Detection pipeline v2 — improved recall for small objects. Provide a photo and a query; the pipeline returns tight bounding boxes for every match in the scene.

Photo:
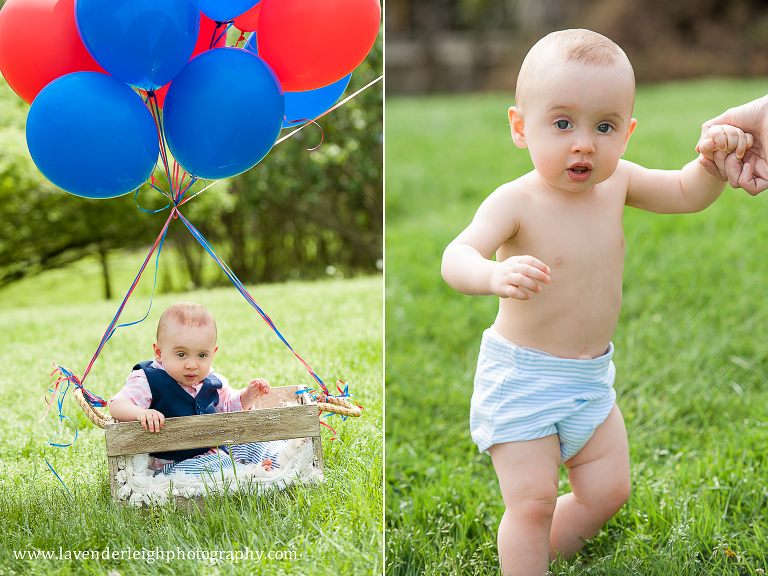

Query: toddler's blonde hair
[515,29,635,109]
[157,302,217,343]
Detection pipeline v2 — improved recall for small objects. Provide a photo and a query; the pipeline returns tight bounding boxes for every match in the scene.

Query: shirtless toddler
[441,29,751,575]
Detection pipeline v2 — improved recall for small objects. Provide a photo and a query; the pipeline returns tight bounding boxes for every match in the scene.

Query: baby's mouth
[567,163,593,182]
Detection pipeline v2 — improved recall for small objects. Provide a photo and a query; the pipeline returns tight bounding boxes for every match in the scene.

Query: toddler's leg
[549,404,630,561]
[229,440,288,470]
[489,434,561,576]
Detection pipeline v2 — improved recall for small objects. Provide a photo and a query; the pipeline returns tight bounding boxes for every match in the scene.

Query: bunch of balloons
[0,0,381,199]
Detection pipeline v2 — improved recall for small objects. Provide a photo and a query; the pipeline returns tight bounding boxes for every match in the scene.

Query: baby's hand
[137,408,165,433]
[247,378,270,398]
[490,255,550,299]
[697,124,753,183]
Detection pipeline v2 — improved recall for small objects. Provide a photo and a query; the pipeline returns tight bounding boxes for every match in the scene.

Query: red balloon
[234,2,261,32]
[0,0,105,104]
[141,14,226,109]
[258,0,380,91]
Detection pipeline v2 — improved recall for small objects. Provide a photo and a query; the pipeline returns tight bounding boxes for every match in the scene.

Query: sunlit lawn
[0,266,383,575]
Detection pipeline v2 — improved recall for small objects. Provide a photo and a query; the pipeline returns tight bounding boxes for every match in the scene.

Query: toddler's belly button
[578,352,592,360]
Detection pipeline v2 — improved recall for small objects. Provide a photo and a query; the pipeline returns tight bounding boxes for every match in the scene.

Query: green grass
[0,273,383,575]
[386,77,768,575]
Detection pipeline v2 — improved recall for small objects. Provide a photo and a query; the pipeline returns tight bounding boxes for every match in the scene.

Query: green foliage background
[0,32,382,294]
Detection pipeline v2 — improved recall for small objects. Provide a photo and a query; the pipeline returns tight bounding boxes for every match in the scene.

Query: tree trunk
[98,245,112,300]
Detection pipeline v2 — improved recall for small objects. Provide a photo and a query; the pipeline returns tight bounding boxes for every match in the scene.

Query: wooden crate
[104,385,324,503]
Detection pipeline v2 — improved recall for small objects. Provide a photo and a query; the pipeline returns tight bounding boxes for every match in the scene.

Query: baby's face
[511,60,636,193]
[153,322,218,386]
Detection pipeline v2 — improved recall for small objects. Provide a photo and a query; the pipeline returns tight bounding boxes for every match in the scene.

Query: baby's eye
[198,353,207,359]
[555,120,572,130]
[596,123,614,134]
[176,352,186,358]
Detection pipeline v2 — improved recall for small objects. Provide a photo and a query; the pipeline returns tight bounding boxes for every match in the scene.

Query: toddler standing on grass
[109,302,287,476]
[441,29,751,575]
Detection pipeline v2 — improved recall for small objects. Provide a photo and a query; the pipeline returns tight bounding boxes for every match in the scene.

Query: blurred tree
[0,82,162,298]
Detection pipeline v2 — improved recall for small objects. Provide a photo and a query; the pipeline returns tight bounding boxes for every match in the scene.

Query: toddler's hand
[247,378,271,398]
[697,124,753,185]
[137,408,165,433]
[490,255,550,299]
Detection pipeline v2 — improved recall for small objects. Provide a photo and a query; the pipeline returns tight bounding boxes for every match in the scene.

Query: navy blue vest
[136,361,223,462]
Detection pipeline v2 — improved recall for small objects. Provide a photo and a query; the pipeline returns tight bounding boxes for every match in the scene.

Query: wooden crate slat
[250,384,303,409]
[105,404,320,457]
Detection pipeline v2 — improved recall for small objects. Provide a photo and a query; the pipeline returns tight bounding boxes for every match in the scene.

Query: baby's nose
[572,137,596,154]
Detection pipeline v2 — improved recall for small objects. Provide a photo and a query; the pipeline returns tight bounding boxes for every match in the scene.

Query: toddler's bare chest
[500,209,625,271]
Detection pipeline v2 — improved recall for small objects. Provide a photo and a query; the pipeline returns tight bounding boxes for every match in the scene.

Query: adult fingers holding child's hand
[738,148,768,195]
[491,255,550,300]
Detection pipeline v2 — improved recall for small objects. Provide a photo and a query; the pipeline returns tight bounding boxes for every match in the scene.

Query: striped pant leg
[160,450,236,477]
[229,440,289,468]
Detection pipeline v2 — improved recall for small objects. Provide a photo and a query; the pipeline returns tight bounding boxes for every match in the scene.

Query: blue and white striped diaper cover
[160,440,287,476]
[470,327,617,461]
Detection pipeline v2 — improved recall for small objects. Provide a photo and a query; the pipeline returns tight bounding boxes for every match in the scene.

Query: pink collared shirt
[110,360,251,470]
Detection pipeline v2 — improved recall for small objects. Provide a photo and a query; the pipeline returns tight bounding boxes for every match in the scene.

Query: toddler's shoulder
[613,158,642,179]
[482,171,538,207]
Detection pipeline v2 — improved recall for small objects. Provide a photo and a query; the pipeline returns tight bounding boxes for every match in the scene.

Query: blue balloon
[26,72,159,199]
[243,36,351,128]
[243,30,258,54]
[163,48,284,179]
[75,0,201,91]
[282,74,351,128]
[200,0,259,22]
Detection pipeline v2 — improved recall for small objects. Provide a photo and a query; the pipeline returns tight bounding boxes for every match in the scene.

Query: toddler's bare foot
[261,458,273,472]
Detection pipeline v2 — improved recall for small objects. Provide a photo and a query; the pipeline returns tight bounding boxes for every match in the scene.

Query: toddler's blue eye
[555,120,571,130]
[597,123,613,133]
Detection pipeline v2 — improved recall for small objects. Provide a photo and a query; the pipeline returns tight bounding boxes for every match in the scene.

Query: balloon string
[283,118,324,150]
[174,210,326,388]
[234,31,246,48]
[135,188,171,214]
[214,22,233,47]
[177,179,220,206]
[146,92,174,198]
[79,209,175,384]
[274,75,382,146]
[210,21,233,49]
[151,162,172,198]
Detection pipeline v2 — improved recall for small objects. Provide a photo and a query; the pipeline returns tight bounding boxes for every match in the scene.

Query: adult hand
[696,95,768,195]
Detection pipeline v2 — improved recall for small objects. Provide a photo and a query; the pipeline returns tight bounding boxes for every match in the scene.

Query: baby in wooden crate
[109,302,285,475]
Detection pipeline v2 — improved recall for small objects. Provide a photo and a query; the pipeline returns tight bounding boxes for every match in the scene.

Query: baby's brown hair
[156,302,217,343]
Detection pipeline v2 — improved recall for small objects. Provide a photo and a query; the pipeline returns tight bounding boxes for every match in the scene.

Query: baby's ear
[152,343,162,362]
[509,107,527,148]
[621,118,638,156]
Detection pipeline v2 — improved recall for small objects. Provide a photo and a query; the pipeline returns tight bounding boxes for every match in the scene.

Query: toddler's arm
[625,125,752,213]
[442,184,550,298]
[240,378,271,410]
[109,398,165,433]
